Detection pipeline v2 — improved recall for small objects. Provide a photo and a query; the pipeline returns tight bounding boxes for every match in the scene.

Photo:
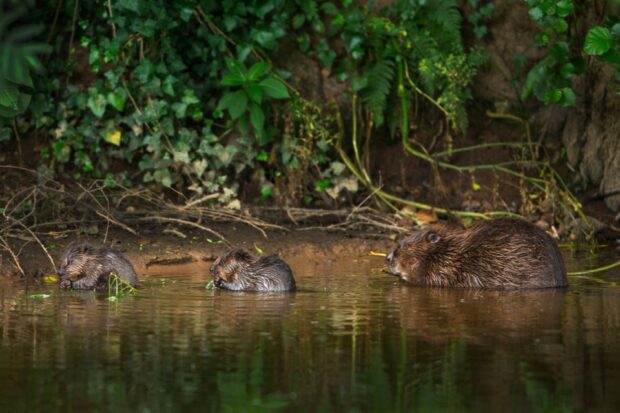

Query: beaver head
[385,224,454,285]
[209,249,254,287]
[57,242,97,280]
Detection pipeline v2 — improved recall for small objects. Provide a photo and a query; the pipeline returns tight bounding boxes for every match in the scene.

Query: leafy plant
[583,23,620,88]
[521,0,581,107]
[107,272,137,299]
[466,0,495,39]
[216,59,289,143]
[0,1,50,118]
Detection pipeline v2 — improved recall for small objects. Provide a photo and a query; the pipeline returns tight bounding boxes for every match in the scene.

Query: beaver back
[386,217,568,289]
[57,243,138,290]
[210,249,296,292]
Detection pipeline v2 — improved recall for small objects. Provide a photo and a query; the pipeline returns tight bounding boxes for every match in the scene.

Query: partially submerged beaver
[209,248,296,292]
[385,217,568,289]
[57,243,138,290]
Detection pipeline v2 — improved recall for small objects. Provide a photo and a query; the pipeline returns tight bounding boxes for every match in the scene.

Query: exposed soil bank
[0,222,393,280]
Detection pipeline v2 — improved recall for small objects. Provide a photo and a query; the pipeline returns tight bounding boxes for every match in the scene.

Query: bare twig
[0,236,26,276]
[135,216,230,245]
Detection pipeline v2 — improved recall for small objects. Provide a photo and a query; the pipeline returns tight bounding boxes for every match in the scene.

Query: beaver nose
[385,251,394,265]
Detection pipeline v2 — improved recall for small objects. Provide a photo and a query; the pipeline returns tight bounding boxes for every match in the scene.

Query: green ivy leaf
[584,26,612,56]
[292,14,305,29]
[315,178,330,192]
[528,7,543,21]
[107,90,127,111]
[180,7,193,22]
[87,93,107,118]
[259,78,289,99]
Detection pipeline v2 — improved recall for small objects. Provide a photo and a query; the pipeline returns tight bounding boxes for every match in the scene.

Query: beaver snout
[385,250,397,267]
[57,267,66,278]
[385,251,394,265]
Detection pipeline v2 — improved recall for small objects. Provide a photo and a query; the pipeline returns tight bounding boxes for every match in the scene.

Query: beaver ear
[427,232,441,243]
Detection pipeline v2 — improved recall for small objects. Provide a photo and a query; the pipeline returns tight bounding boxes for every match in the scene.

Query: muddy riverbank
[0,223,393,280]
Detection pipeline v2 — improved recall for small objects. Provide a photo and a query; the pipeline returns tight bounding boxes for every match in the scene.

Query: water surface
[0,250,619,412]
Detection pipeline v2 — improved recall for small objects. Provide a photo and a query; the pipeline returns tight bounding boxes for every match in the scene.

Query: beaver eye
[427,232,441,243]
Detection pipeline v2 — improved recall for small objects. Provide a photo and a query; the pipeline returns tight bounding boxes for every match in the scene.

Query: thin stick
[0,236,25,276]
[47,0,63,43]
[68,0,79,55]
[136,216,230,245]
[12,219,55,269]
[94,210,137,236]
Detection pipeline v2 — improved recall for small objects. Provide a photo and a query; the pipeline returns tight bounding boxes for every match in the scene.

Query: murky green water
[1,250,619,412]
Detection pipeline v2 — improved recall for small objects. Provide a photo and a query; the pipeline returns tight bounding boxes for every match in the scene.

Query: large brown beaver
[210,248,296,292]
[385,217,568,289]
[57,243,138,290]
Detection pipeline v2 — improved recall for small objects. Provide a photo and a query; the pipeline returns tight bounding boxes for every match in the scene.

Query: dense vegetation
[1,0,619,224]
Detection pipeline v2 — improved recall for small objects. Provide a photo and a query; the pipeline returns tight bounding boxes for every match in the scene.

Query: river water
[0,249,619,412]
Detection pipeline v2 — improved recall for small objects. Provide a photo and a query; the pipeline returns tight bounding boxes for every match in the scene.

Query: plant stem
[568,259,620,276]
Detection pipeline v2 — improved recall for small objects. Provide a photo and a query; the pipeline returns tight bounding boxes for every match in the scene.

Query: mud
[0,222,392,280]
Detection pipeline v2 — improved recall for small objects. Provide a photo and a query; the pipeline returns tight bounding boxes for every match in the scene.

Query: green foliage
[360,59,395,127]
[0,1,50,118]
[107,272,137,299]
[521,0,582,107]
[584,23,620,87]
[300,0,482,131]
[467,0,495,39]
[217,59,289,142]
[523,1,620,105]
[6,0,485,205]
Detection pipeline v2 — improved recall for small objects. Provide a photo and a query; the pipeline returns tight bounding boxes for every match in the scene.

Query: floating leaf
[43,275,58,283]
[27,293,51,299]
[254,243,264,254]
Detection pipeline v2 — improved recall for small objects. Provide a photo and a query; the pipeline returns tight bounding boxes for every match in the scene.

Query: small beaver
[209,248,296,292]
[57,243,138,290]
[385,217,568,289]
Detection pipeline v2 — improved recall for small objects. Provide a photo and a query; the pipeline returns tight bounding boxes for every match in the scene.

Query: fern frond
[361,59,395,126]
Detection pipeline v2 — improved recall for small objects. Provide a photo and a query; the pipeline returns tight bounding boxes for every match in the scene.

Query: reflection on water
[0,251,619,412]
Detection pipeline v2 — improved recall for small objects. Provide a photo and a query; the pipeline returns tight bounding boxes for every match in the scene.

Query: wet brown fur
[386,217,568,289]
[210,248,296,292]
[57,242,138,290]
